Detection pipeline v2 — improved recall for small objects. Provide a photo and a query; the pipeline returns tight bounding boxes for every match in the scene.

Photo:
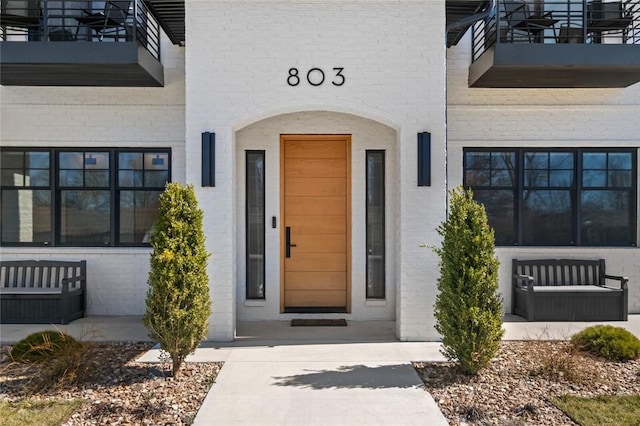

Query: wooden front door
[281,135,350,311]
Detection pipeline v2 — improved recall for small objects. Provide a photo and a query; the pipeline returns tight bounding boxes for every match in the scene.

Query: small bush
[571,325,640,361]
[529,342,585,384]
[8,330,96,392]
[9,330,80,363]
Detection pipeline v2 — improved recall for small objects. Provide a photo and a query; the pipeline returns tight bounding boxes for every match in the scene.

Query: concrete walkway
[2,316,640,425]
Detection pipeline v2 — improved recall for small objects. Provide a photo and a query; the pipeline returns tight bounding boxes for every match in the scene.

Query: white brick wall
[447,33,640,314]
[0,34,186,316]
[186,0,447,340]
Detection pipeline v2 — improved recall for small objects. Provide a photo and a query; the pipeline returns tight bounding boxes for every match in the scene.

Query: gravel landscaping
[2,339,639,425]
[0,342,222,426]
[414,340,640,425]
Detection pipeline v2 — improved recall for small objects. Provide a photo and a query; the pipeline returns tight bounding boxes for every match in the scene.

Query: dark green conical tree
[434,186,504,375]
[143,183,211,377]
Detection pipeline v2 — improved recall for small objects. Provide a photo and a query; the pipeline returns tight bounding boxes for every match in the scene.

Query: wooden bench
[512,258,628,322]
[0,260,86,324]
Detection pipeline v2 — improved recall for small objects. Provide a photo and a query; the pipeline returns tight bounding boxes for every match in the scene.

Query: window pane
[85,170,110,187]
[465,152,490,169]
[608,153,631,170]
[1,151,23,169]
[59,152,83,169]
[525,152,548,169]
[26,152,49,169]
[119,191,160,244]
[27,169,49,186]
[59,170,83,187]
[524,169,548,187]
[550,152,573,169]
[549,170,573,187]
[583,170,606,187]
[1,190,51,244]
[246,152,265,299]
[1,169,24,186]
[492,152,516,170]
[474,189,516,245]
[60,190,110,245]
[581,190,633,246]
[119,152,143,170]
[609,171,632,187]
[119,170,143,187]
[144,170,169,188]
[366,151,385,299]
[466,169,490,187]
[144,153,169,170]
[85,152,109,169]
[583,153,606,169]
[523,190,574,245]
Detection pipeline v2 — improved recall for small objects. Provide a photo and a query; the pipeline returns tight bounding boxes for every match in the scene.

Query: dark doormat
[291,319,348,327]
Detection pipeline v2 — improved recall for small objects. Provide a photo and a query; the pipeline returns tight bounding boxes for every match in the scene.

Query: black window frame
[463,147,637,247]
[0,147,171,248]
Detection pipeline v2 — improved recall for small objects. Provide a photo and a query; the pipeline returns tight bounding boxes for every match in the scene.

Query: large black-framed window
[366,150,385,299]
[246,151,265,299]
[0,148,171,247]
[464,148,637,247]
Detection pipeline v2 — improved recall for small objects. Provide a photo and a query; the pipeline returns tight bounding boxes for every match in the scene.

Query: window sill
[244,300,266,307]
[365,300,387,307]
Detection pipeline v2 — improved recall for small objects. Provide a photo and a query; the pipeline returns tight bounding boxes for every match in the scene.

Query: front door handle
[285,227,297,258]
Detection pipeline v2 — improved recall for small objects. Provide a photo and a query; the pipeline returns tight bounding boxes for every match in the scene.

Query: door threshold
[284,306,347,314]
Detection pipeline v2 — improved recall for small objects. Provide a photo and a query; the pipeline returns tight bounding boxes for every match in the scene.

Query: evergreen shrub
[143,183,211,377]
[433,187,504,375]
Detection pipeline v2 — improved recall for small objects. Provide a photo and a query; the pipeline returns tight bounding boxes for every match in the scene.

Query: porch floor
[1,315,639,344]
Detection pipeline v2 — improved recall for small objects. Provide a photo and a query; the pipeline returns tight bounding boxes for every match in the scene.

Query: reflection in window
[581,151,634,246]
[366,151,385,299]
[0,148,170,247]
[246,151,265,299]
[1,190,51,244]
[0,150,51,244]
[60,190,111,245]
[117,151,168,244]
[464,149,636,247]
[464,151,517,245]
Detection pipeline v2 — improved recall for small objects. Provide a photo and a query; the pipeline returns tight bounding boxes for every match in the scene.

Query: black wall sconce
[417,132,431,186]
[202,132,215,187]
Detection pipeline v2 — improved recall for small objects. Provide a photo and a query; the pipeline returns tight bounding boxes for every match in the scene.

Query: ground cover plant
[553,394,640,426]
[0,399,82,426]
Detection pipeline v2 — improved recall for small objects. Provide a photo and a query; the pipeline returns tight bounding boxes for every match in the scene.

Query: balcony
[469,0,640,87]
[1,0,163,86]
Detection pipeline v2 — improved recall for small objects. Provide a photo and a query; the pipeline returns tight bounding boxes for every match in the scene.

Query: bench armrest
[513,273,534,288]
[603,274,629,290]
[61,275,86,291]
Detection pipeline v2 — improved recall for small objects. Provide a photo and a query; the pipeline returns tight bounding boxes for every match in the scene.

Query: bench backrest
[513,258,605,286]
[0,260,86,290]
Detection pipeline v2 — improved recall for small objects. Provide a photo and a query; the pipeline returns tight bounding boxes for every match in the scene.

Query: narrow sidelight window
[366,150,385,299]
[246,151,265,299]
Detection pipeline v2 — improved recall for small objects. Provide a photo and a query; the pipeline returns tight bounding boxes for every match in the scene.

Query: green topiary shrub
[571,325,640,361]
[433,187,504,375]
[143,183,211,377]
[9,330,80,363]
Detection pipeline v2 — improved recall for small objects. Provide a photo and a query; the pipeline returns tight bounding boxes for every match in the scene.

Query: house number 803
[287,67,345,87]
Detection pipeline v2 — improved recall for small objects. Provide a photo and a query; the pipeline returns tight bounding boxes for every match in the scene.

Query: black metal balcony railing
[473,0,640,61]
[0,0,160,60]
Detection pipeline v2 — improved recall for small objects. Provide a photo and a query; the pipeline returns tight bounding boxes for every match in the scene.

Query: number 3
[332,67,345,86]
